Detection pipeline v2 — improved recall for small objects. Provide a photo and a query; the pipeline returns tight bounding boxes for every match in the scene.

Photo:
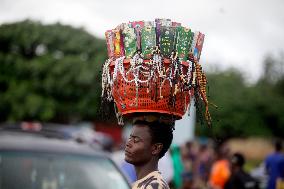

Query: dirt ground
[227,137,275,161]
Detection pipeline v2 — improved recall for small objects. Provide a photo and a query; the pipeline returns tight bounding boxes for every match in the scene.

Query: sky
[1,0,284,82]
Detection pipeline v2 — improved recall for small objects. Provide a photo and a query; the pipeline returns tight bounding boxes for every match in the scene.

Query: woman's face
[124,124,153,166]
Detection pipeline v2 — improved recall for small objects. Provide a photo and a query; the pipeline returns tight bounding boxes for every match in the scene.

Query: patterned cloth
[132,171,169,189]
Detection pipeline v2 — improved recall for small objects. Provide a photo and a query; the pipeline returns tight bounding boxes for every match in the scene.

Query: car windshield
[0,151,130,189]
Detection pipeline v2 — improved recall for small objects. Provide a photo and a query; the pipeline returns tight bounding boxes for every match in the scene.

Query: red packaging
[172,22,181,27]
[195,32,205,61]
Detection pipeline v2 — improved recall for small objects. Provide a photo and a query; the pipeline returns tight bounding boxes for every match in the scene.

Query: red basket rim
[120,109,184,119]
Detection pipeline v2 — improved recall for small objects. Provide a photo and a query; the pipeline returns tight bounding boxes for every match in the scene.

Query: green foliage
[0,20,107,123]
[196,55,284,139]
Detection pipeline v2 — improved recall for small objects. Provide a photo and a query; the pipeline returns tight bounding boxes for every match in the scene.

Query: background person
[265,140,284,189]
[225,153,259,189]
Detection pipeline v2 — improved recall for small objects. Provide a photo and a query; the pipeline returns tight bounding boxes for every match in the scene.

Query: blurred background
[0,0,284,189]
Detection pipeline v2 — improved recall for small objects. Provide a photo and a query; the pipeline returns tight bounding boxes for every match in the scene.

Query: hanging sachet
[191,31,205,61]
[175,27,194,61]
[113,28,125,58]
[130,21,144,51]
[141,22,156,59]
[160,26,176,58]
[105,30,115,59]
[155,18,171,47]
[122,24,137,58]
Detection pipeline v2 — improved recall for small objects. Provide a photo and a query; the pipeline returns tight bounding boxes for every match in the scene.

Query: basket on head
[102,18,209,125]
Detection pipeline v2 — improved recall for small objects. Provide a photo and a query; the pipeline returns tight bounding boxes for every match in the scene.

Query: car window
[0,151,130,189]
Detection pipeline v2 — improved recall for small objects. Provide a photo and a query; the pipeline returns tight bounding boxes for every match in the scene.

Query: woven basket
[110,58,193,119]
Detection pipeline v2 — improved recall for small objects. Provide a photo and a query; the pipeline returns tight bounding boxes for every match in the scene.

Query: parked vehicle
[0,128,131,189]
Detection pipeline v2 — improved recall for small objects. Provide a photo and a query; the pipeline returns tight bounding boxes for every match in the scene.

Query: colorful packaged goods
[155,18,171,46]
[190,31,205,61]
[105,30,115,58]
[175,26,194,61]
[141,24,156,59]
[195,32,205,61]
[172,22,182,27]
[122,24,137,58]
[113,29,125,57]
[102,19,211,126]
[130,21,144,50]
[160,26,175,58]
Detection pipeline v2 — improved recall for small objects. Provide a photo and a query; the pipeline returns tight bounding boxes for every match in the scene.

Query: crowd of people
[114,138,284,189]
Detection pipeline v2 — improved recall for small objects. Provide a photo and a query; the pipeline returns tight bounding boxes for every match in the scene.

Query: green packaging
[141,25,156,59]
[175,26,194,61]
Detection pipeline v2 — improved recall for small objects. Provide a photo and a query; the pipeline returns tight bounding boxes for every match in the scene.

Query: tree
[0,20,107,123]
[255,53,284,138]
[196,53,284,139]
[196,69,272,140]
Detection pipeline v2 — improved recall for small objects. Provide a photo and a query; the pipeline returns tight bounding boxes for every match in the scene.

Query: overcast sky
[1,0,284,82]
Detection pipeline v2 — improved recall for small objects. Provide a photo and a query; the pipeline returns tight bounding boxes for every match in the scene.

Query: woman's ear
[152,143,163,156]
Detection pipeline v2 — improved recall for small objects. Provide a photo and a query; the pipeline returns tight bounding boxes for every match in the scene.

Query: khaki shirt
[132,171,169,189]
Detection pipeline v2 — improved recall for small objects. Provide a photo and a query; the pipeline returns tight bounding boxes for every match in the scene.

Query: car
[0,122,113,151]
[0,128,131,189]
